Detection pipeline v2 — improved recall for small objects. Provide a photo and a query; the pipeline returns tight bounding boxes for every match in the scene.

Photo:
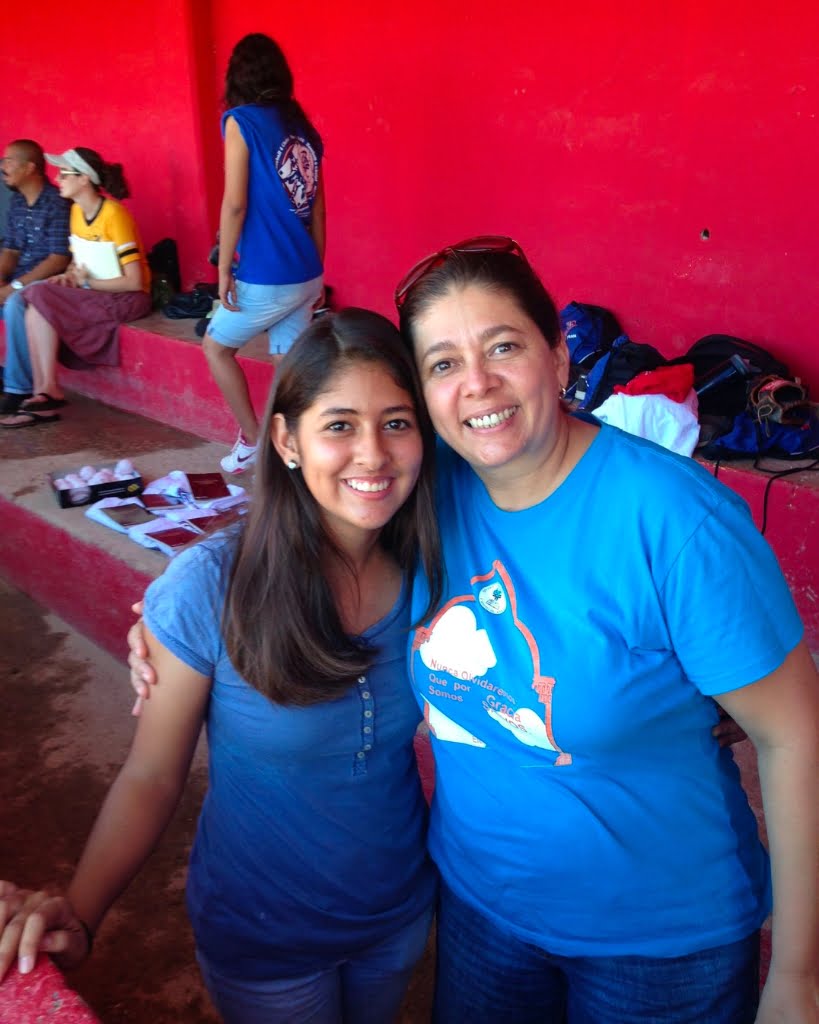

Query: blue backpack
[560,302,667,408]
[561,301,623,369]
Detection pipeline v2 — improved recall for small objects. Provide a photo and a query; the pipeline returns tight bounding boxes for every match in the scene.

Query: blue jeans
[433,885,760,1024]
[0,287,33,394]
[196,903,433,1024]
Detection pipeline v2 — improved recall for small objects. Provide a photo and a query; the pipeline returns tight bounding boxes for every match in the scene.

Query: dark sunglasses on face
[58,170,82,179]
[393,235,526,311]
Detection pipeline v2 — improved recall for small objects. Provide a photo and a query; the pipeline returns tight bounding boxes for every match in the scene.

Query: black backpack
[581,336,668,410]
[668,335,791,417]
[147,238,182,310]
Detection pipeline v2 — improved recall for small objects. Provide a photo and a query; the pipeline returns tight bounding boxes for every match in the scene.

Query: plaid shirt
[4,181,70,276]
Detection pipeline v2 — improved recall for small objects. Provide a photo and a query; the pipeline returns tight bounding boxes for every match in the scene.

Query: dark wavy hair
[224,33,321,153]
[398,248,562,351]
[72,147,130,200]
[223,308,443,706]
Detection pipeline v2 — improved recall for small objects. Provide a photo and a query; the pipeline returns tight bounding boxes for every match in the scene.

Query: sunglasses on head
[394,235,526,311]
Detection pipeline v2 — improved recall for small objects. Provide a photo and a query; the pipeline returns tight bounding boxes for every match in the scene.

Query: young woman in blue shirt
[0,309,442,1024]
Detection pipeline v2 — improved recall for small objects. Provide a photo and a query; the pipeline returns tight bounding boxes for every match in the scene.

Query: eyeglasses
[394,235,526,311]
[58,170,82,179]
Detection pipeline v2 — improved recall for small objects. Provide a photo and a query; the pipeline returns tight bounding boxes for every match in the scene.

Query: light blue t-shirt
[144,532,434,980]
[409,423,803,957]
[224,104,323,285]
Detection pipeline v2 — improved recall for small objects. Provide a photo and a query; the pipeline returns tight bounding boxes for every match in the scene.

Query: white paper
[70,234,122,280]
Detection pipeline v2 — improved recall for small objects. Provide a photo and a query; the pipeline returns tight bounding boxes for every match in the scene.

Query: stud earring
[559,386,568,399]
[287,459,299,470]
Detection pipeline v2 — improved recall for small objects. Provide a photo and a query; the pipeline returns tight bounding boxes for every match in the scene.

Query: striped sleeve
[104,201,143,266]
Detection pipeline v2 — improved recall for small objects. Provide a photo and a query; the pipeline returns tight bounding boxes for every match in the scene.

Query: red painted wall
[207,0,819,387]
[4,1,818,387]
[4,2,214,285]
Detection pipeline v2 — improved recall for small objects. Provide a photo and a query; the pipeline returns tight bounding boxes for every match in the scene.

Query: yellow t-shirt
[70,198,150,293]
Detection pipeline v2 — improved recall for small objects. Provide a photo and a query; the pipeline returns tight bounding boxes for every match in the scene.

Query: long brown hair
[223,308,442,705]
[224,33,322,154]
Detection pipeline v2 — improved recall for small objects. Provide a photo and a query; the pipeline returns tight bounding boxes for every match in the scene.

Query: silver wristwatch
[10,279,24,291]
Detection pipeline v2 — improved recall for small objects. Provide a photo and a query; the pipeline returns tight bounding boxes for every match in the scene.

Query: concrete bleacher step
[0,390,241,657]
[698,460,819,650]
[0,313,277,445]
[2,312,818,650]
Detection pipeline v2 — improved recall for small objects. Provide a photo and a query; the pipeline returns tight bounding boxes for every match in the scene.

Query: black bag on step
[582,336,668,410]
[163,283,218,320]
[147,238,182,309]
[668,335,791,417]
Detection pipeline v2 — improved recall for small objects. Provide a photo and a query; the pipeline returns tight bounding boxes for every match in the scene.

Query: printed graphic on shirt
[412,560,572,765]
[423,699,486,747]
[276,136,319,216]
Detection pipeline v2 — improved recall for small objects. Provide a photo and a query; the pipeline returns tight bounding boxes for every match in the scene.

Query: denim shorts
[433,884,760,1023]
[207,275,323,355]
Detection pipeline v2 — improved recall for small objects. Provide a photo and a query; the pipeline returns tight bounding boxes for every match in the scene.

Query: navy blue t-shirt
[145,533,434,979]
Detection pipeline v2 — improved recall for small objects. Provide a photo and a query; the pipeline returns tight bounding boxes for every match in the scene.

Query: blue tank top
[224,104,323,285]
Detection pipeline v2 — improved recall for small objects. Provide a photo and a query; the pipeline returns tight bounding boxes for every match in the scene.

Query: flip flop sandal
[20,392,68,413]
[0,411,61,429]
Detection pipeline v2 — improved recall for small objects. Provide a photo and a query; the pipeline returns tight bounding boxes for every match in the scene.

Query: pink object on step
[0,955,100,1022]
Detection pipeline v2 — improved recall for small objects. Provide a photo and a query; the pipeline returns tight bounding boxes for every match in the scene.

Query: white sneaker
[220,433,257,474]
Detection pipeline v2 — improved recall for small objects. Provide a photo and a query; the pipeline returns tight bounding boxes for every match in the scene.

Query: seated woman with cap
[0,147,151,428]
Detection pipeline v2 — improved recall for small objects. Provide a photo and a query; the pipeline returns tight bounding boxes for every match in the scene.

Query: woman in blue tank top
[204,34,327,477]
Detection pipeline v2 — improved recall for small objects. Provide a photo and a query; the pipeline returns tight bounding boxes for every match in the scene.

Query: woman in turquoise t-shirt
[393,237,818,1024]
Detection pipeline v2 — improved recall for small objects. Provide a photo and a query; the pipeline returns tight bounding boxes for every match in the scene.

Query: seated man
[0,179,11,246]
[0,139,70,413]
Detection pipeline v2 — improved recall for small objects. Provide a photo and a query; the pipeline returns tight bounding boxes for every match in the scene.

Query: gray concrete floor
[0,577,433,1022]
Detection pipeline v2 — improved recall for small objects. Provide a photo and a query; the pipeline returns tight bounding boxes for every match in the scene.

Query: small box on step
[50,459,143,508]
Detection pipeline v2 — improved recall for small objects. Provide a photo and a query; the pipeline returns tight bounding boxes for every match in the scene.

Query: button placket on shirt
[352,675,375,775]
